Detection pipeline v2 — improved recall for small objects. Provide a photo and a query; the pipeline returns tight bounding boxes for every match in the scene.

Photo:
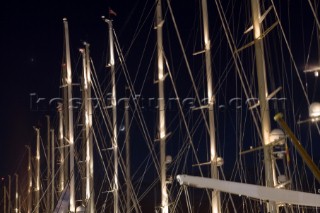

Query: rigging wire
[166,0,211,135]
[214,0,263,141]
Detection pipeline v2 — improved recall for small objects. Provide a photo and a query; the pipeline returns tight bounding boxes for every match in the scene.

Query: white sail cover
[53,185,70,213]
[176,175,320,207]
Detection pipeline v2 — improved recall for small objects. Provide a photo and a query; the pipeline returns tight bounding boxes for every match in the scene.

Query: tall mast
[63,18,75,213]
[81,45,87,206]
[34,127,40,213]
[201,0,221,212]
[3,184,6,213]
[8,175,11,213]
[81,42,95,212]
[26,145,32,213]
[57,103,65,195]
[105,19,118,213]
[125,96,130,213]
[86,42,95,213]
[51,129,55,211]
[14,174,18,213]
[62,20,69,188]
[3,183,7,213]
[155,0,168,212]
[250,0,277,212]
[18,196,21,213]
[46,115,51,213]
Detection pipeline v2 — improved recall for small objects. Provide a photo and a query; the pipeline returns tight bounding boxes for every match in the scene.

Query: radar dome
[76,206,85,213]
[270,129,285,144]
[309,102,320,118]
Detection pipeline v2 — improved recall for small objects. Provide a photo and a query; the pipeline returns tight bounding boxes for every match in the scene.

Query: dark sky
[0,0,116,176]
[0,0,192,177]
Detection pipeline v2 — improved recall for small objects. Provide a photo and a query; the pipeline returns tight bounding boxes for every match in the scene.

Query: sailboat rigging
[2,0,320,213]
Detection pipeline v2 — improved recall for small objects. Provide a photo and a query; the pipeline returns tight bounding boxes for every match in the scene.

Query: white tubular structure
[57,103,65,196]
[14,174,18,213]
[46,115,51,213]
[63,18,75,213]
[86,42,95,213]
[250,0,277,212]
[3,184,6,213]
[8,175,11,213]
[105,19,118,213]
[25,145,32,213]
[201,0,220,212]
[34,127,40,213]
[51,129,55,211]
[155,0,168,212]
[125,97,130,213]
[176,175,320,207]
[81,42,95,213]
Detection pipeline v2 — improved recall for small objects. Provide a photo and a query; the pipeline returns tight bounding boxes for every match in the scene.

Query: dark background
[0,0,116,176]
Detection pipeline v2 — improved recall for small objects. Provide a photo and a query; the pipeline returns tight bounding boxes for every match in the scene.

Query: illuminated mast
[8,175,11,213]
[105,18,119,213]
[155,0,168,212]
[201,0,221,212]
[80,42,95,212]
[124,95,130,213]
[25,145,32,213]
[14,174,18,213]
[63,18,75,213]
[51,129,55,212]
[57,103,65,196]
[34,127,40,213]
[46,115,51,213]
[250,0,277,212]
[3,182,6,213]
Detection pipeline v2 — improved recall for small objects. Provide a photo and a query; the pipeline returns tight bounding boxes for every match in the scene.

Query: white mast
[8,175,11,213]
[4,184,6,213]
[250,0,277,212]
[25,145,32,213]
[105,19,118,213]
[62,47,69,191]
[57,103,65,195]
[80,46,87,206]
[46,115,51,213]
[87,43,95,213]
[14,174,18,213]
[201,0,221,212]
[85,42,95,213]
[63,18,75,213]
[125,97,130,213]
[51,129,55,211]
[34,127,40,213]
[155,0,168,212]
[19,196,21,213]
[81,42,95,212]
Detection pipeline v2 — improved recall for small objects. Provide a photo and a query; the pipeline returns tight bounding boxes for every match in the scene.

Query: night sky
[0,0,114,176]
[0,0,195,179]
